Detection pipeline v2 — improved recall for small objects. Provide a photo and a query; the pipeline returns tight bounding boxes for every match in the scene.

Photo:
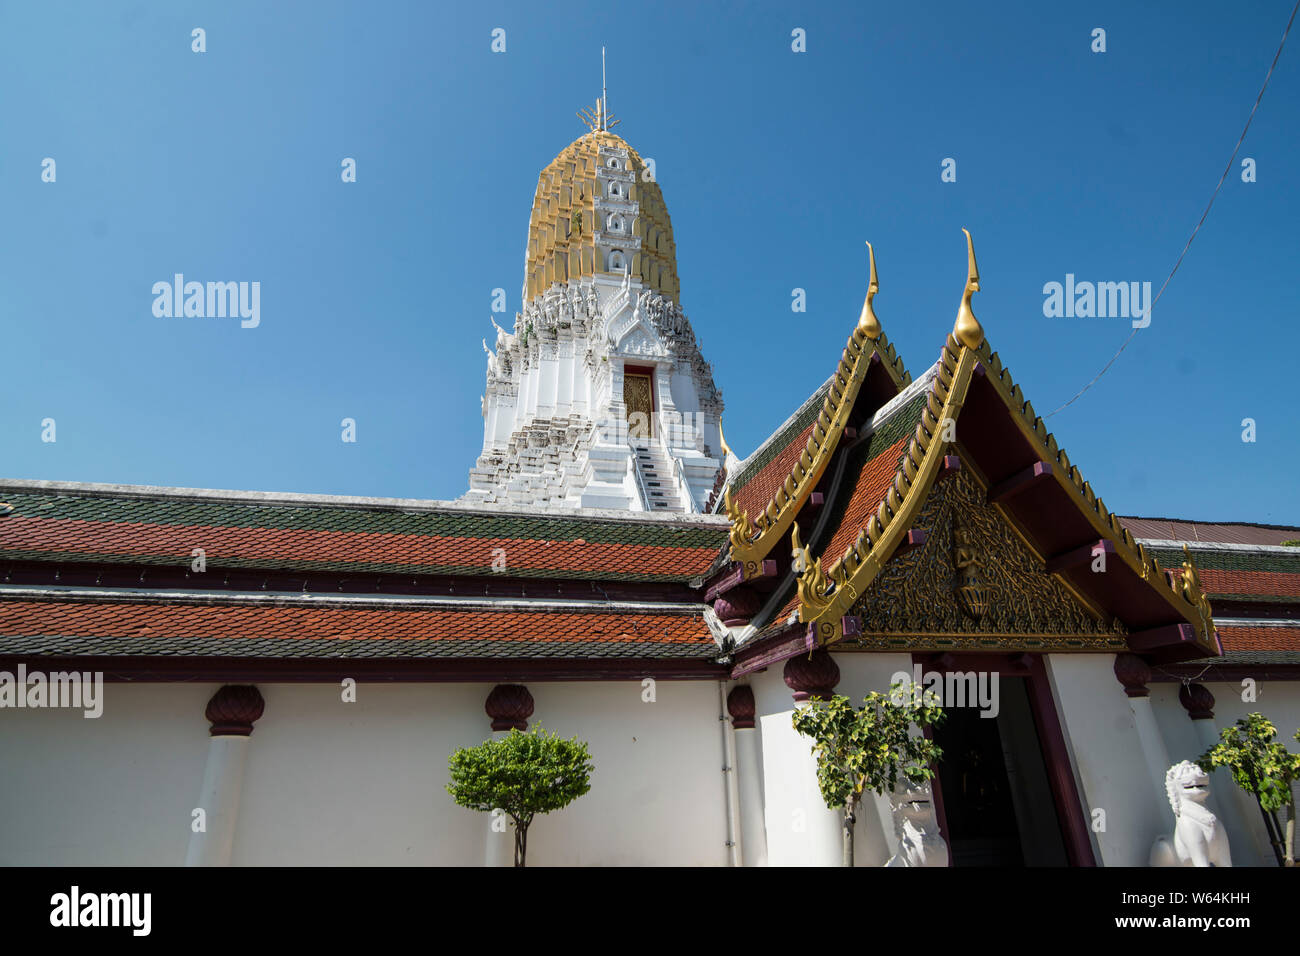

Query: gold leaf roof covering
[524,131,680,303]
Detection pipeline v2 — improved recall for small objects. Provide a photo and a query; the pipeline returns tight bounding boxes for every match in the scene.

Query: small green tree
[792,681,944,866]
[447,727,594,867]
[1196,714,1300,867]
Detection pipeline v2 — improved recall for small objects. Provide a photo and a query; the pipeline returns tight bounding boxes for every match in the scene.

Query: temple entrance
[931,676,1069,866]
[623,369,653,440]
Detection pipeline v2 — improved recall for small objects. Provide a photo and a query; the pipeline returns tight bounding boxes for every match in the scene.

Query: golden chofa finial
[718,416,735,460]
[953,228,985,349]
[857,241,882,339]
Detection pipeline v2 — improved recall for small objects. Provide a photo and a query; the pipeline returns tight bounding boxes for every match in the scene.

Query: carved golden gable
[847,467,1128,651]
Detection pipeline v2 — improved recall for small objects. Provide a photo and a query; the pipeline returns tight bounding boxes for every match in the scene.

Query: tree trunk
[1286,801,1295,867]
[514,823,528,867]
[842,799,857,867]
[1255,801,1285,866]
[1245,768,1286,867]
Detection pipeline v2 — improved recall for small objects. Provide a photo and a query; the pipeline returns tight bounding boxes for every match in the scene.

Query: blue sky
[2,0,1297,525]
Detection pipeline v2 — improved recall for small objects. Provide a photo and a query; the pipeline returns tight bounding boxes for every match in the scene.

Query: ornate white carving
[1150,761,1231,867]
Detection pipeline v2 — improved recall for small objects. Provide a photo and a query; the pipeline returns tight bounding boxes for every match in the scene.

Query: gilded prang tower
[466,96,724,511]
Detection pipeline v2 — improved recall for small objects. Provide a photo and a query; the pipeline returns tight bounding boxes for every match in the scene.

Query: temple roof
[718,304,909,581]
[1121,517,1300,547]
[1146,539,1300,669]
[0,481,728,670]
[0,481,728,584]
[746,377,933,637]
[723,378,834,522]
[717,234,1272,669]
[1210,623,1300,666]
[780,330,1224,660]
[0,590,715,661]
[1144,542,1300,606]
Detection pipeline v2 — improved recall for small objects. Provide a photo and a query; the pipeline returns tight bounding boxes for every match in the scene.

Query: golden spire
[953,228,984,349]
[857,241,882,339]
[576,47,620,132]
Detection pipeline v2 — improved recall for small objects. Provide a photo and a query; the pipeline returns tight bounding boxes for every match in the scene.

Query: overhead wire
[1046,0,1300,417]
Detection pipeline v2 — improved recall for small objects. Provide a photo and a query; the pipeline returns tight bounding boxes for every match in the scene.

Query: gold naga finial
[953,228,985,349]
[1179,545,1215,636]
[791,523,833,617]
[724,485,753,551]
[718,416,735,460]
[857,241,882,339]
[1180,546,1208,603]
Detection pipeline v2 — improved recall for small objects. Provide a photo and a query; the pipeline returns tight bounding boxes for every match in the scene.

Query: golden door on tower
[623,370,653,440]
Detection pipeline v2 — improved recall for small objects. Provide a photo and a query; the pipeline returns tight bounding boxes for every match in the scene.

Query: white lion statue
[1150,760,1231,867]
[884,779,948,867]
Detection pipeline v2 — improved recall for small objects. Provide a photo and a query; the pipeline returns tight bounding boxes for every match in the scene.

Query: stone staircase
[630,440,686,512]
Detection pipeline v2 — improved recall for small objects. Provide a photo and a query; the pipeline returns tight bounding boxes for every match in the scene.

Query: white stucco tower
[465,105,725,512]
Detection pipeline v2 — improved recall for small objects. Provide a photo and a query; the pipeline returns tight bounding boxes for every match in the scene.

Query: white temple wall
[8,669,1290,866]
[520,680,726,865]
[0,682,210,866]
[1044,654,1165,866]
[231,683,482,866]
[0,680,726,866]
[749,667,842,866]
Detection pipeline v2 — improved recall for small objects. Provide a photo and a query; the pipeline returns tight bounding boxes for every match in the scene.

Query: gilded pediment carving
[849,468,1127,651]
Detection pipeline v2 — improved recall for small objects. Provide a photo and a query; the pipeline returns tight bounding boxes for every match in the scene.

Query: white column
[753,653,843,866]
[1131,696,1173,807]
[185,737,250,866]
[1114,655,1172,813]
[484,728,515,868]
[729,685,768,866]
[483,684,535,867]
[719,682,743,866]
[185,685,264,867]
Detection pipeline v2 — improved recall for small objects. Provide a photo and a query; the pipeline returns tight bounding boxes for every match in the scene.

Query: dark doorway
[931,676,1069,866]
